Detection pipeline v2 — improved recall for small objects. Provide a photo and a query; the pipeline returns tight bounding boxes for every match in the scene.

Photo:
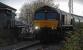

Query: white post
[69,0,73,14]
[68,0,73,24]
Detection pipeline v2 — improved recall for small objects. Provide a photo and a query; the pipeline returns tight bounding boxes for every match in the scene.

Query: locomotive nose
[34,20,59,30]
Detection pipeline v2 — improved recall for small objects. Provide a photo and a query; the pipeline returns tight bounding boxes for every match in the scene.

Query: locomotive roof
[35,6,57,12]
[35,6,83,18]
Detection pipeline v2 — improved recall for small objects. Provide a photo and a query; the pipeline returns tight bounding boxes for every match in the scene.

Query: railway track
[17,41,65,50]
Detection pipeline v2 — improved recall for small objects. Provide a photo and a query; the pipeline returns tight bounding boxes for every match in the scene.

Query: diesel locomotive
[33,6,73,43]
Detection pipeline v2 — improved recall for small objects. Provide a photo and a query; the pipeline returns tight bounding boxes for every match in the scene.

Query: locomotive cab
[33,6,60,30]
[33,6,67,43]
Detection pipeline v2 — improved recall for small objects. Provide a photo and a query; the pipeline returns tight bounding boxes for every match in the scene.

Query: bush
[61,31,81,50]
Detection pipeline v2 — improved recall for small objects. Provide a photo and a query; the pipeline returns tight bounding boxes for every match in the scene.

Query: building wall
[0,8,16,30]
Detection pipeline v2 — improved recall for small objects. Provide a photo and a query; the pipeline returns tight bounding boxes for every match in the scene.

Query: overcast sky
[0,0,83,17]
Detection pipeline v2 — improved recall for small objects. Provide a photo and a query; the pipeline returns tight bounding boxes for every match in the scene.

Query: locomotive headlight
[35,26,40,30]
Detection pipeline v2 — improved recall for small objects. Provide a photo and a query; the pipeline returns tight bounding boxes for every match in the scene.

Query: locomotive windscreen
[47,13,59,19]
[35,12,45,20]
[35,6,60,20]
